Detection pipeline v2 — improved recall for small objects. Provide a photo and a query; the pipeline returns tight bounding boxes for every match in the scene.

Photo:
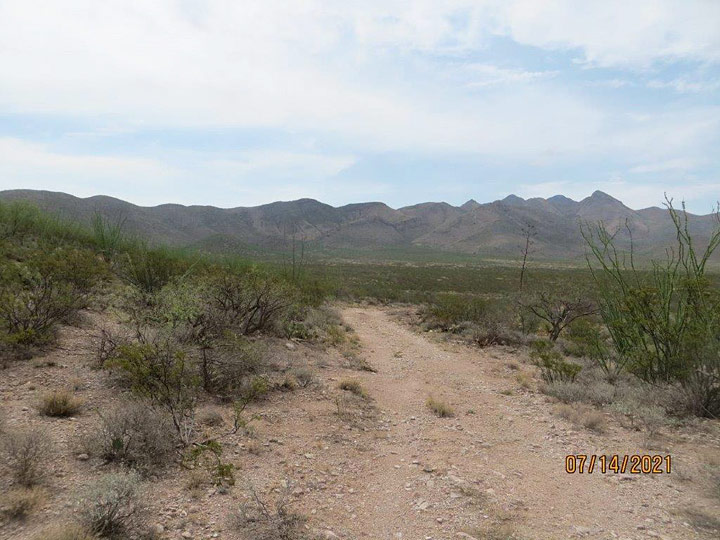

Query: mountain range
[1,189,718,262]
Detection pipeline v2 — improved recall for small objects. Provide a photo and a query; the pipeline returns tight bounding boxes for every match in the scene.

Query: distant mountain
[1,189,718,261]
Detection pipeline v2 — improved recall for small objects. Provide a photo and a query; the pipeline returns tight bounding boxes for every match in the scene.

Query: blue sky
[0,0,719,213]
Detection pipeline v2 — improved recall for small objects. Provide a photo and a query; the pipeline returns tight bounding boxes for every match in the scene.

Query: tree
[523,291,596,341]
[519,223,536,290]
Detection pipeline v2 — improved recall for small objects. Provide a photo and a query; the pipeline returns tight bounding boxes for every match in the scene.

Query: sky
[0,0,719,213]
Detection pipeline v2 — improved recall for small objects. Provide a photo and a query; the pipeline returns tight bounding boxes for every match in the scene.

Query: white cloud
[647,77,720,93]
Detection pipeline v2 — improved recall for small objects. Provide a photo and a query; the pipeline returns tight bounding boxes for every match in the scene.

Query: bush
[78,472,144,537]
[86,401,176,472]
[426,396,454,418]
[2,427,52,486]
[116,245,190,294]
[236,484,308,540]
[103,333,199,445]
[427,293,488,328]
[338,379,367,398]
[583,198,720,416]
[289,367,315,388]
[32,523,97,540]
[530,340,581,383]
[38,389,83,417]
[544,380,617,407]
[0,487,44,520]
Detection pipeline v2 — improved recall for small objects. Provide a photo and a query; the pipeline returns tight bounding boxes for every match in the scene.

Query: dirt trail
[336,306,715,540]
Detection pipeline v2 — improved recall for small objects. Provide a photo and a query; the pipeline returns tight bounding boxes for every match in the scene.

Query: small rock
[151,524,165,534]
[286,342,296,350]
[76,453,90,461]
[181,532,193,539]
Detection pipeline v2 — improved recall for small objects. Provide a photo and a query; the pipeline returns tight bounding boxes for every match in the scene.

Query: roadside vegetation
[0,200,344,537]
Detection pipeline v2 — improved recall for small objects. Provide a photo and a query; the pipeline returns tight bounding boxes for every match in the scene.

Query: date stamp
[565,454,672,474]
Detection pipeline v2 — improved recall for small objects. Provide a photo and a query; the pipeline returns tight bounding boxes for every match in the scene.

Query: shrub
[86,401,176,472]
[184,439,234,486]
[530,340,581,383]
[0,264,85,349]
[208,269,292,335]
[583,198,720,416]
[289,368,314,388]
[116,245,190,294]
[38,389,83,417]
[522,291,595,342]
[428,293,488,328]
[0,487,44,520]
[543,380,617,407]
[197,407,225,427]
[236,484,308,540]
[426,396,454,418]
[103,333,198,445]
[78,472,144,537]
[556,404,606,433]
[2,427,52,486]
[32,523,97,540]
[338,379,367,398]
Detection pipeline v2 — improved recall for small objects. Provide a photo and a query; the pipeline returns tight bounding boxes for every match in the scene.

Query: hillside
[1,189,717,261]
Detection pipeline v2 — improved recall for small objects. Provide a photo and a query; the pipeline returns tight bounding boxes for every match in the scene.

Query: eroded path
[334,306,717,540]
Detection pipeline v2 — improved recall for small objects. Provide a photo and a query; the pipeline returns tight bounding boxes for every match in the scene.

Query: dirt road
[333,306,716,539]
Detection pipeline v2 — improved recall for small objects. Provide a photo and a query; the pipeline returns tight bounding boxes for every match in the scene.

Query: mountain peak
[587,190,621,203]
[460,199,481,211]
[501,194,526,206]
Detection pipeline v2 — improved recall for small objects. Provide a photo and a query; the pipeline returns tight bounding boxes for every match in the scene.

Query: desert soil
[1,305,719,540]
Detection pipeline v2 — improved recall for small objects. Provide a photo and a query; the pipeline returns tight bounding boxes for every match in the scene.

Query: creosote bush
[530,340,581,383]
[38,389,83,417]
[2,427,52,486]
[103,332,198,445]
[236,483,308,540]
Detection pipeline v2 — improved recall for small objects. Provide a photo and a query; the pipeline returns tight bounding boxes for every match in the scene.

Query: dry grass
[31,522,97,540]
[38,389,83,417]
[556,404,607,433]
[426,396,455,418]
[197,407,225,427]
[0,487,44,520]
[515,372,532,390]
[2,427,52,486]
[339,378,368,399]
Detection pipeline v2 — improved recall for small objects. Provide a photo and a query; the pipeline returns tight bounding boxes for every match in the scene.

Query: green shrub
[116,245,190,294]
[87,400,176,472]
[104,334,198,444]
[185,439,234,486]
[428,293,488,327]
[530,340,581,383]
[583,198,720,416]
[38,389,83,417]
[78,472,144,537]
[2,427,52,486]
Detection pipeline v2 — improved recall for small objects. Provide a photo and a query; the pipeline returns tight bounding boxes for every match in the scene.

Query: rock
[151,524,165,534]
[76,453,90,461]
[457,533,479,540]
[286,342,296,350]
[181,531,193,539]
